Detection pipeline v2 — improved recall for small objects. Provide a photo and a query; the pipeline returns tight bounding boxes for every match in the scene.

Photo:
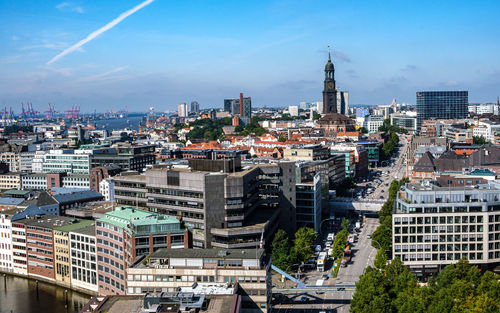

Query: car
[380,196,384,199]
[322,274,329,280]
[367,234,372,239]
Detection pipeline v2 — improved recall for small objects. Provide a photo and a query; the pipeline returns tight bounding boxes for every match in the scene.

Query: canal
[0,274,91,313]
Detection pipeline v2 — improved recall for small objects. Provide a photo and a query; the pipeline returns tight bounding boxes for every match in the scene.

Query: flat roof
[148,248,265,261]
[3,189,31,195]
[16,215,79,229]
[55,219,94,233]
[98,206,180,229]
[406,182,499,192]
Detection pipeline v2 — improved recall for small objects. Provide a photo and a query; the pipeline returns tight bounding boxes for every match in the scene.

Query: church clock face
[328,82,334,89]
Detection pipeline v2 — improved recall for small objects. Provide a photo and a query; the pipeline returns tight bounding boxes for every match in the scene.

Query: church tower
[322,46,337,114]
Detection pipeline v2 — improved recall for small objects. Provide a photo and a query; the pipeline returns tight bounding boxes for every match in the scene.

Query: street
[334,217,379,286]
[272,135,408,312]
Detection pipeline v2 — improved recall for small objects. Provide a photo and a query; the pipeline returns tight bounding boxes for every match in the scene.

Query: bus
[317,252,327,271]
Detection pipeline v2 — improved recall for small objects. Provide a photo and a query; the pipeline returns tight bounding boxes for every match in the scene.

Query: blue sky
[1,0,499,113]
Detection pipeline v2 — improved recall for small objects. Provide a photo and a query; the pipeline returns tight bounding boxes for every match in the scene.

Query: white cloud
[77,66,128,82]
[47,0,155,65]
[21,42,68,51]
[56,2,84,14]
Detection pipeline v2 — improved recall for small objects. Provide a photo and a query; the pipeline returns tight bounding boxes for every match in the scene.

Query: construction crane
[24,102,39,118]
[65,105,80,119]
[45,103,57,120]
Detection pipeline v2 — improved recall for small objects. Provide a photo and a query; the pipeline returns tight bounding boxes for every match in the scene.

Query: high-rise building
[296,173,322,232]
[177,102,188,117]
[416,91,468,130]
[112,159,296,249]
[337,90,349,115]
[223,93,252,117]
[190,101,199,113]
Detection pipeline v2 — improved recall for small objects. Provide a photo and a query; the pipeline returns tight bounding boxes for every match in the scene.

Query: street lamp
[371,239,382,250]
[319,218,335,237]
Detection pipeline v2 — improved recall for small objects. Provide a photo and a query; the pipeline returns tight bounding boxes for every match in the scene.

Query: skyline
[1,1,500,112]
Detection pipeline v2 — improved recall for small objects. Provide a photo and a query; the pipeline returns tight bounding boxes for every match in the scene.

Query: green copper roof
[98,206,182,235]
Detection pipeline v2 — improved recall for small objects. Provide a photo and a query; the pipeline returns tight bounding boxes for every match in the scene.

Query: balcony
[225,214,244,222]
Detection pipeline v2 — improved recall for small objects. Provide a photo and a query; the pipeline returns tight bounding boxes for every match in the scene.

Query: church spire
[328,45,331,61]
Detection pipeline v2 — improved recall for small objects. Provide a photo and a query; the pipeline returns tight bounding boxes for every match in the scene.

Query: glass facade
[416,91,468,130]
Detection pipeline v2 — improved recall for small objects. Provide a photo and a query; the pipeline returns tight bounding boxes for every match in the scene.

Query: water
[92,115,145,132]
[0,274,91,313]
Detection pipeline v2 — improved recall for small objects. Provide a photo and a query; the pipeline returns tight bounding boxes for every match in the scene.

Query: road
[334,217,379,286]
[272,136,409,312]
[366,135,408,200]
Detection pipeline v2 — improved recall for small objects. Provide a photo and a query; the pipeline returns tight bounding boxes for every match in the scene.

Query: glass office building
[416,91,468,130]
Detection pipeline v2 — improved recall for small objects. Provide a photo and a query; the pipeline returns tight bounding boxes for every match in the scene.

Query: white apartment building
[19,151,36,172]
[11,220,27,275]
[472,120,500,142]
[288,105,299,117]
[31,151,48,173]
[70,226,98,292]
[0,210,15,272]
[127,248,271,313]
[468,103,499,115]
[393,181,500,278]
[42,149,92,174]
[363,115,385,133]
[178,103,188,117]
[0,173,23,190]
[22,173,47,190]
[99,178,115,201]
[62,174,90,189]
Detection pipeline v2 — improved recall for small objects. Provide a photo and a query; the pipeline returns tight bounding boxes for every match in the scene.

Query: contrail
[47,0,155,65]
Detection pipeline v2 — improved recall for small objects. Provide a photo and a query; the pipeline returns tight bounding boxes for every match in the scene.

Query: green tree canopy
[351,258,500,313]
[293,227,316,264]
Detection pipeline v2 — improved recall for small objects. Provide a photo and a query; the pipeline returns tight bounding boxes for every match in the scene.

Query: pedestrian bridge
[328,197,385,212]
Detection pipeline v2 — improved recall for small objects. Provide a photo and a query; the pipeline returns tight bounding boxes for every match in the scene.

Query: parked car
[322,274,329,280]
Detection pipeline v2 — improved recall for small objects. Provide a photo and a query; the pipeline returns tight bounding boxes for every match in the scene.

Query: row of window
[98,274,124,292]
[395,225,485,234]
[395,252,483,261]
[128,274,266,284]
[394,234,484,243]
[395,215,485,224]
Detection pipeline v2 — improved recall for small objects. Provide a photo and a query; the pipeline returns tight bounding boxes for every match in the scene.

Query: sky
[1,0,499,113]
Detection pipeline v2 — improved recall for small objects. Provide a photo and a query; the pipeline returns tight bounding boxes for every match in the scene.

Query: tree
[278,135,287,142]
[351,267,392,313]
[3,124,33,135]
[352,258,500,313]
[293,227,316,264]
[312,111,321,120]
[374,248,387,269]
[360,127,369,134]
[271,229,293,270]
[473,135,490,145]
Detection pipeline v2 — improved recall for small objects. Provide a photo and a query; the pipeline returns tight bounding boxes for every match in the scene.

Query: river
[91,115,145,132]
[0,274,91,313]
